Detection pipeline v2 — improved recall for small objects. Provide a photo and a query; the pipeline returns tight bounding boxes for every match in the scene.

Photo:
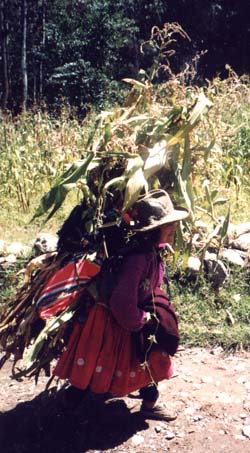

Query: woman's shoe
[140,402,177,422]
[60,385,89,409]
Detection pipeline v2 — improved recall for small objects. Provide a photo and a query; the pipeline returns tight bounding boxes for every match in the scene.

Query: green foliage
[206,69,250,195]
[0,109,86,212]
[37,0,140,112]
[2,1,250,113]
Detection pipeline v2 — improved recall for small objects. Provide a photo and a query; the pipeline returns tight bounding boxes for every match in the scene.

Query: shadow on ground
[0,387,148,453]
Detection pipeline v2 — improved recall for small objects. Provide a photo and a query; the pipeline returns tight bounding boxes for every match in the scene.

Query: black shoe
[60,385,89,409]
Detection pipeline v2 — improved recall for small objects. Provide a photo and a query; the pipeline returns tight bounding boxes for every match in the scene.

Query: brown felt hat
[125,189,189,232]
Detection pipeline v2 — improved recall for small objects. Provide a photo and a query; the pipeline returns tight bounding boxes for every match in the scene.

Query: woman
[53,189,188,421]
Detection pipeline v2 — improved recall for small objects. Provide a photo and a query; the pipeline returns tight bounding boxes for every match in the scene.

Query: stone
[187,256,201,272]
[176,432,185,438]
[210,346,223,355]
[231,233,250,251]
[33,233,58,254]
[193,415,203,422]
[204,252,228,287]
[165,430,175,440]
[6,242,32,257]
[242,425,250,438]
[227,222,250,242]
[0,254,17,267]
[131,434,144,446]
[220,248,245,266]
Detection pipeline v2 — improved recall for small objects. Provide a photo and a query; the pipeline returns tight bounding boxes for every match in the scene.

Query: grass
[171,266,250,351]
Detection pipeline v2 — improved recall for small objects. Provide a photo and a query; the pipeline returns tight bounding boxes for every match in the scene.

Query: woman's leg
[139,383,159,408]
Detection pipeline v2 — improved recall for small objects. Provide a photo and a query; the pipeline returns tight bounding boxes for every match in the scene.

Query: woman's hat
[124,189,189,232]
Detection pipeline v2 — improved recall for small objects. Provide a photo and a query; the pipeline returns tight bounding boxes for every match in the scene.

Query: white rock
[131,434,144,446]
[0,254,17,264]
[187,256,201,272]
[165,430,175,440]
[33,233,58,254]
[193,415,203,422]
[6,242,31,257]
[228,222,250,240]
[242,425,250,438]
[231,233,250,251]
[176,432,185,438]
[220,248,245,266]
[210,346,223,355]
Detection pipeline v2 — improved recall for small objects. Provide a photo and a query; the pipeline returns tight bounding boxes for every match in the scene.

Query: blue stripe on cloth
[36,281,89,308]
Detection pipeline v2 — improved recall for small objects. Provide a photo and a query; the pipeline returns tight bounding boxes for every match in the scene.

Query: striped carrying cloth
[36,254,103,320]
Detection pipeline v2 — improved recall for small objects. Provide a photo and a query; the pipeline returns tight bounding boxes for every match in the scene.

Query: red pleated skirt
[53,303,173,397]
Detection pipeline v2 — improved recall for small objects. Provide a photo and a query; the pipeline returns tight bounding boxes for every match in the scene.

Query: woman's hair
[130,228,161,253]
[100,224,129,257]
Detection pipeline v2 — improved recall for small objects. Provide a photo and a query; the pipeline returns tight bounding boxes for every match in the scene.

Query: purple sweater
[108,250,163,332]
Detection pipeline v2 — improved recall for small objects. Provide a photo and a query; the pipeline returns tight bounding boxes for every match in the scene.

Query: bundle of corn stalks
[0,253,68,380]
[0,24,221,382]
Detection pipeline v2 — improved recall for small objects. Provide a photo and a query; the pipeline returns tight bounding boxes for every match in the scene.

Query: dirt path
[1,347,250,453]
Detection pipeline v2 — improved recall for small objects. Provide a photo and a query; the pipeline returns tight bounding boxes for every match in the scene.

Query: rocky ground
[1,347,250,453]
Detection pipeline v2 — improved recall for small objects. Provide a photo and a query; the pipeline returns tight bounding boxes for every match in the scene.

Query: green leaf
[122,167,147,211]
[219,209,230,244]
[168,92,213,146]
[213,198,228,206]
[22,311,74,370]
[174,163,194,220]
[33,183,76,222]
[143,140,169,179]
[33,154,94,221]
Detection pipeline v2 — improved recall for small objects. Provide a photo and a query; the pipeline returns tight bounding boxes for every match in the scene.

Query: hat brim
[132,208,189,232]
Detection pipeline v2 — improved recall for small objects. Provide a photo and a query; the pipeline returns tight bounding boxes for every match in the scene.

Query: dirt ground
[1,346,250,453]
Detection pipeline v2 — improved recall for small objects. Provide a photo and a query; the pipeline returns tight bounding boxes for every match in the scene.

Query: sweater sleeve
[108,252,149,332]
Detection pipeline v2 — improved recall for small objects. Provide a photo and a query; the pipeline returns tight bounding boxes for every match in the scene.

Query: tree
[0,0,10,110]
[0,0,249,114]
[21,0,28,112]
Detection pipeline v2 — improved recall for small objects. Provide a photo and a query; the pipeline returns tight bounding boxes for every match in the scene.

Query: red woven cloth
[53,303,173,396]
[37,258,101,320]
